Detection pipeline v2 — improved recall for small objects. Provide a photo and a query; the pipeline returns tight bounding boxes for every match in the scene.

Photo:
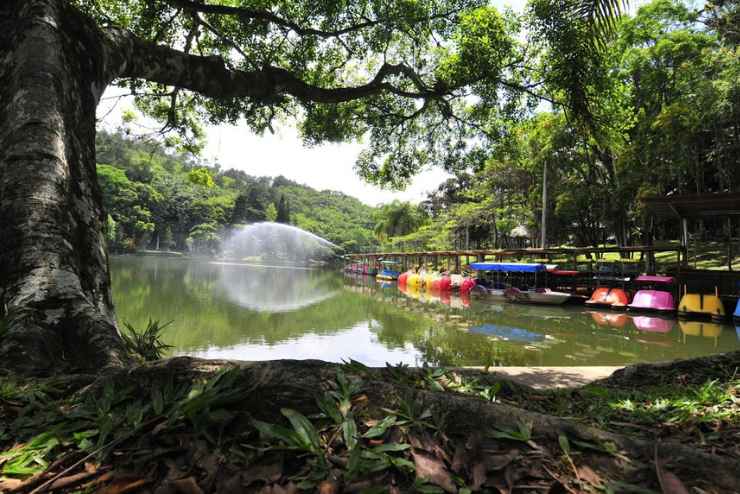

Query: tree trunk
[0,0,128,374]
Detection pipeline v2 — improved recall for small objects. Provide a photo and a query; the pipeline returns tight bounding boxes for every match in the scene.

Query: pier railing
[345,245,684,274]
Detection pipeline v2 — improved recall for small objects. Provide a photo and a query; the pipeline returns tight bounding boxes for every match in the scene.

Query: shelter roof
[643,192,740,218]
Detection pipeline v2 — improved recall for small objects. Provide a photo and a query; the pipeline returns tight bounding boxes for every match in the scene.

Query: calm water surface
[111,256,740,367]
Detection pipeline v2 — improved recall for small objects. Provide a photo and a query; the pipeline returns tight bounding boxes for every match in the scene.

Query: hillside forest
[96,130,378,254]
[98,0,738,256]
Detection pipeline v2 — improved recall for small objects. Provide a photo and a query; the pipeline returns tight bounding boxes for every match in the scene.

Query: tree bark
[0,0,128,374]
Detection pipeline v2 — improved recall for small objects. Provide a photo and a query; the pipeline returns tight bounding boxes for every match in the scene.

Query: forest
[375,0,739,251]
[96,130,378,254]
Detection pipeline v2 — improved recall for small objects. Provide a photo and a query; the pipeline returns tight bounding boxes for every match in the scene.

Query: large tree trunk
[0,0,128,374]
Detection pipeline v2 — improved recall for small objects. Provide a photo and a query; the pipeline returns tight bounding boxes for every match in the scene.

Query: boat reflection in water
[679,321,723,347]
[469,324,545,343]
[587,310,629,329]
[342,271,740,365]
[631,315,674,333]
[398,282,470,308]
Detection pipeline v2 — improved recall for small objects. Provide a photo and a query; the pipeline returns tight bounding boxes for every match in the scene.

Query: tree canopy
[375,0,739,251]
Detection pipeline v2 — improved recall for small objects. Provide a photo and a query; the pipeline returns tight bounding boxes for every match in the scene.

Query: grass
[120,318,173,362]
[487,373,740,457]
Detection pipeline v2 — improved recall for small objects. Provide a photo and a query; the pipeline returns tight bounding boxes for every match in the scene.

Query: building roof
[643,192,740,219]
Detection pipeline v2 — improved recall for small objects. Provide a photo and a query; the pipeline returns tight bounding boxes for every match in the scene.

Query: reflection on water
[215,262,339,312]
[111,257,740,367]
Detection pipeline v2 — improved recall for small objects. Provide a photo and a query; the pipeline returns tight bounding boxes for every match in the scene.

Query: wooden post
[681,217,689,267]
[727,217,733,272]
[541,161,547,249]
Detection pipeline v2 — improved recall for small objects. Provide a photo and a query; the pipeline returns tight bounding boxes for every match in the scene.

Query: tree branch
[164,0,464,39]
[108,29,444,104]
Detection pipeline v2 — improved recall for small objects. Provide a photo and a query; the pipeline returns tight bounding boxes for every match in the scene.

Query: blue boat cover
[469,324,544,342]
[378,269,400,277]
[469,262,546,273]
[734,299,740,319]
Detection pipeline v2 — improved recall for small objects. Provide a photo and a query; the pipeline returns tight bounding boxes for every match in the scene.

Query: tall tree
[0,0,623,373]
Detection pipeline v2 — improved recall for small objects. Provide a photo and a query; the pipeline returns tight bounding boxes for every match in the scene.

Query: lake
[111,256,740,367]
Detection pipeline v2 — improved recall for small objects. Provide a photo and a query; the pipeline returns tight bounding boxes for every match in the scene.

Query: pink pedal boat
[627,275,676,314]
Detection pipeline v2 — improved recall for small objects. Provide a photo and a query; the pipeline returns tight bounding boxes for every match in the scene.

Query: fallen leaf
[451,443,468,474]
[0,478,23,491]
[318,479,339,494]
[658,471,689,494]
[258,482,298,494]
[409,432,450,463]
[243,457,283,485]
[471,461,486,490]
[216,474,242,494]
[412,450,457,493]
[655,444,689,494]
[172,476,204,494]
[485,449,519,471]
[99,478,150,494]
[576,465,602,487]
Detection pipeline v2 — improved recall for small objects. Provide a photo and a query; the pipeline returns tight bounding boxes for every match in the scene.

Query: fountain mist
[221,222,340,266]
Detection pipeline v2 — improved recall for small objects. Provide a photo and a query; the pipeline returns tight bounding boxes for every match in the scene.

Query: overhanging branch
[164,0,465,39]
[108,28,445,104]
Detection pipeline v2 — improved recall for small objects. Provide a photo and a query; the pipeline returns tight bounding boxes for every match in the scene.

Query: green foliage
[390,0,739,252]
[96,131,380,253]
[187,168,215,188]
[120,318,173,362]
[264,203,278,222]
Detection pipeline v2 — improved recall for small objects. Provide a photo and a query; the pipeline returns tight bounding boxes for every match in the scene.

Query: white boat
[504,287,570,305]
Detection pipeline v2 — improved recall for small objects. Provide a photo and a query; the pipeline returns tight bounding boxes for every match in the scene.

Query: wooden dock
[346,245,684,274]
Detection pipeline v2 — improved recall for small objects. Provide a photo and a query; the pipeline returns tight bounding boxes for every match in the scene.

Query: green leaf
[316,394,342,425]
[363,415,397,439]
[390,456,416,472]
[342,416,358,451]
[151,387,164,415]
[558,434,571,455]
[371,443,411,453]
[281,408,321,452]
[252,419,302,449]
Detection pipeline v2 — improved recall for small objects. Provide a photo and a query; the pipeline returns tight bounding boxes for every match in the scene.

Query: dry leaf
[658,471,690,494]
[99,478,150,494]
[318,479,339,494]
[243,457,283,485]
[655,444,689,494]
[485,449,519,471]
[471,461,486,490]
[412,450,457,493]
[576,465,602,487]
[451,442,468,474]
[172,476,204,494]
[0,478,23,491]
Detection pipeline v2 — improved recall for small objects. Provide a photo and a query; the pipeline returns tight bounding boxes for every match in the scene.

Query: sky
[96,0,534,206]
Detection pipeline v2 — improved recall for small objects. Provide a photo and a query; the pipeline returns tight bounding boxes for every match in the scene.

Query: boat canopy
[469,262,546,273]
[635,275,675,284]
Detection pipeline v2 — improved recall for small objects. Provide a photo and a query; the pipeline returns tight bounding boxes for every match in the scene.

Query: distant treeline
[96,130,378,254]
